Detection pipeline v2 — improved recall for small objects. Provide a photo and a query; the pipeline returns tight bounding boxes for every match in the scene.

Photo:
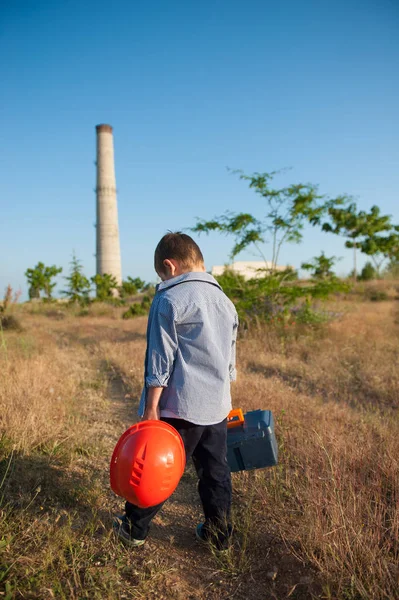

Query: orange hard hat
[110,420,186,508]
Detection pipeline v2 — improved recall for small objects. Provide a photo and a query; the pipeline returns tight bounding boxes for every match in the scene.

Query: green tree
[25,262,62,300]
[322,204,392,280]
[358,261,377,281]
[119,276,146,298]
[62,253,91,304]
[301,252,339,280]
[357,229,399,276]
[192,170,345,270]
[91,273,119,301]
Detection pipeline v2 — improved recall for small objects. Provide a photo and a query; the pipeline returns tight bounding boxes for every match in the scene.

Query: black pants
[125,417,232,542]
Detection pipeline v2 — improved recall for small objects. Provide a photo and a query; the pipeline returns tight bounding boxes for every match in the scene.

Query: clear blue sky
[1,0,398,297]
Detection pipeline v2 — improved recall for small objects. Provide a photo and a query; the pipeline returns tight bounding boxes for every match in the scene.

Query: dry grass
[1,299,398,599]
[232,302,399,598]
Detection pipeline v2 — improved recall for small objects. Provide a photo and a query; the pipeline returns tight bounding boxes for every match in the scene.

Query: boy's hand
[142,387,163,421]
[143,405,160,421]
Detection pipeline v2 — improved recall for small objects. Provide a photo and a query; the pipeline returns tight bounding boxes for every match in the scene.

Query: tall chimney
[95,124,122,286]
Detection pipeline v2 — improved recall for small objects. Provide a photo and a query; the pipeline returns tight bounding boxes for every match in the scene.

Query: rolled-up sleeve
[229,313,238,382]
[145,300,178,388]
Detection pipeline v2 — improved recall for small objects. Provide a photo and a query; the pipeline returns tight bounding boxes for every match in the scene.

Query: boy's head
[154,232,205,281]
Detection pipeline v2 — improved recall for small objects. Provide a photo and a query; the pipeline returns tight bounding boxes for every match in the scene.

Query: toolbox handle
[227,408,245,429]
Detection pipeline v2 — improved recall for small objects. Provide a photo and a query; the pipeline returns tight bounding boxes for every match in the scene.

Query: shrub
[122,295,152,319]
[119,277,147,298]
[358,261,377,281]
[215,269,349,327]
[0,315,23,331]
[290,301,329,325]
[122,304,147,319]
[91,273,119,301]
[365,288,389,302]
[0,286,22,331]
[301,252,339,279]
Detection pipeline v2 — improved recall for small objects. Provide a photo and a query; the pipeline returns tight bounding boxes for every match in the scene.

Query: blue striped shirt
[138,272,238,425]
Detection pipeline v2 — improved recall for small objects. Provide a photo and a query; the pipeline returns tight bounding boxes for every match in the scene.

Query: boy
[114,232,238,550]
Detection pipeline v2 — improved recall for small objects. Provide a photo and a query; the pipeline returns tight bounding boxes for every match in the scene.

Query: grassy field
[1,290,398,599]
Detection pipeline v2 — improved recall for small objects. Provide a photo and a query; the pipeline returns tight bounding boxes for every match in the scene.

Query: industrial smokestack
[95,124,122,286]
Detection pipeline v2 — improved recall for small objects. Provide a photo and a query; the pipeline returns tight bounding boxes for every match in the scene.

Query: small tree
[357,230,399,276]
[91,273,119,301]
[322,204,392,280]
[25,262,62,300]
[301,252,339,280]
[119,276,146,298]
[62,253,91,305]
[192,170,345,270]
[358,261,377,281]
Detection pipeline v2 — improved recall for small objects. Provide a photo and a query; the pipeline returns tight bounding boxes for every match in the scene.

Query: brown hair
[154,232,204,275]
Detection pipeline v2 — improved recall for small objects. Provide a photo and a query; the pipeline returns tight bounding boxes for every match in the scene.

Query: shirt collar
[156,271,222,292]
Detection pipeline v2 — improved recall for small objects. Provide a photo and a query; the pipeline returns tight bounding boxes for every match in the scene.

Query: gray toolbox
[227,409,278,472]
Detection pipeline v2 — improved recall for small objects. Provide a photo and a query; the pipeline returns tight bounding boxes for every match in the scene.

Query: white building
[211,261,291,280]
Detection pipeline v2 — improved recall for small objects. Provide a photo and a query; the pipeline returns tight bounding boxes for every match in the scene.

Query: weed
[0,324,8,361]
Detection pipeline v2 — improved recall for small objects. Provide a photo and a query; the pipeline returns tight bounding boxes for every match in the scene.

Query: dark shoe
[195,522,232,552]
[113,515,146,547]
[195,523,207,543]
